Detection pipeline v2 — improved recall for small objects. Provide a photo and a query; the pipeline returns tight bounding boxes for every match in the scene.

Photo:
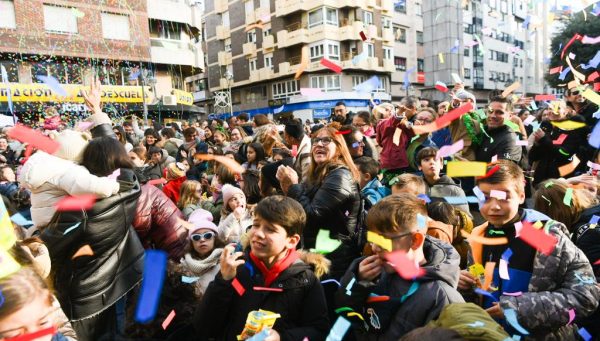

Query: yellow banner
[0,83,150,103]
[172,89,194,106]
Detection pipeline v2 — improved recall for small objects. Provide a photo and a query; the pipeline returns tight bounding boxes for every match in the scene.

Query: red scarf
[249,249,299,287]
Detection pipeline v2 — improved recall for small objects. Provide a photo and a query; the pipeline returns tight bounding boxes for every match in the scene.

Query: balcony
[216,25,230,40]
[262,35,275,50]
[381,0,394,13]
[383,59,395,72]
[255,6,271,23]
[218,51,232,66]
[339,20,364,41]
[277,23,309,48]
[243,42,257,57]
[249,70,260,82]
[259,67,274,80]
[341,51,368,69]
[215,0,228,14]
[150,38,197,67]
[367,57,379,69]
[365,0,376,8]
[382,28,394,43]
[367,25,378,39]
[275,0,361,17]
[147,0,191,25]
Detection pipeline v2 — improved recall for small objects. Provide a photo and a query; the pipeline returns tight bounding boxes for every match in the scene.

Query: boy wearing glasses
[335,194,464,339]
[194,196,329,340]
[458,161,599,339]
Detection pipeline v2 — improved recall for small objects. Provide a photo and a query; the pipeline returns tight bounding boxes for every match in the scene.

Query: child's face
[478,181,525,226]
[0,290,54,340]
[247,147,256,163]
[228,193,246,211]
[371,228,425,274]
[249,215,299,265]
[191,228,216,258]
[419,156,441,179]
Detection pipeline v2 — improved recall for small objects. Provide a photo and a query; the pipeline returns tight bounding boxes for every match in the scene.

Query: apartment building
[421,0,549,103]
[0,0,205,122]
[203,0,395,121]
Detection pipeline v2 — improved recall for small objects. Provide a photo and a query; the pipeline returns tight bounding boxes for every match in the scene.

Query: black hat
[284,119,304,140]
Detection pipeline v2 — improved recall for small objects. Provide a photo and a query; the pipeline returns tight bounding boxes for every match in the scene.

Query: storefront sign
[0,83,150,103]
[172,89,194,106]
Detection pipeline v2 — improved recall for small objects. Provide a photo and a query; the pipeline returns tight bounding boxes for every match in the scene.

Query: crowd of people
[0,77,599,341]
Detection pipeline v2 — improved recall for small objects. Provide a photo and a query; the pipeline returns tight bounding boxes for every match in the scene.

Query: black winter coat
[193,254,330,341]
[475,125,522,163]
[41,168,145,320]
[528,116,588,186]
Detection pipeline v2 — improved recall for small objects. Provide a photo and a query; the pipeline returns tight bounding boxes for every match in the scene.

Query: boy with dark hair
[460,160,599,339]
[336,194,464,339]
[354,156,390,208]
[194,195,329,340]
[416,147,470,215]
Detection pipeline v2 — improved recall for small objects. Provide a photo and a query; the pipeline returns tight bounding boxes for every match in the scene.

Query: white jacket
[18,151,120,228]
[218,210,253,243]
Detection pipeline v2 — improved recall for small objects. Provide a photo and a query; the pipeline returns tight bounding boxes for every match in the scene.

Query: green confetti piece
[335,307,353,314]
[504,120,520,132]
[563,188,573,206]
[311,229,342,254]
[488,229,506,236]
[544,182,554,188]
[410,135,421,143]
[559,149,570,156]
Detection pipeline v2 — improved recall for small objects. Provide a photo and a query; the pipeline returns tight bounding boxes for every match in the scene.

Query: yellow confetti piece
[0,198,16,250]
[533,221,544,229]
[347,312,365,321]
[565,56,585,81]
[438,53,444,64]
[550,120,586,130]
[501,81,521,98]
[446,161,488,177]
[0,247,20,279]
[367,231,393,251]
[583,89,600,106]
[469,263,485,280]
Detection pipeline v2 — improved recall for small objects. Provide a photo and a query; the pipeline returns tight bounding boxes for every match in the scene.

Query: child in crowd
[242,142,265,171]
[194,195,330,340]
[162,162,188,204]
[200,164,237,224]
[427,201,473,269]
[354,156,390,209]
[218,184,253,243]
[177,180,203,219]
[336,194,464,339]
[460,160,599,339]
[416,147,470,215]
[390,173,427,196]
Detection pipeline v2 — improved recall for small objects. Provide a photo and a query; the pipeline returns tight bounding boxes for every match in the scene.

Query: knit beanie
[221,184,244,207]
[165,162,187,180]
[187,208,219,238]
[52,130,91,163]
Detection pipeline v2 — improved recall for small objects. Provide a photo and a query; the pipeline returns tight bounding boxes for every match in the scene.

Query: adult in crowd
[143,128,162,152]
[331,101,353,125]
[340,125,366,160]
[448,88,481,160]
[122,120,140,146]
[431,101,452,148]
[236,113,254,136]
[161,127,183,159]
[113,125,133,153]
[129,146,162,182]
[0,136,17,165]
[277,126,361,279]
[565,86,599,127]
[475,96,522,163]
[407,107,438,171]
[283,118,312,181]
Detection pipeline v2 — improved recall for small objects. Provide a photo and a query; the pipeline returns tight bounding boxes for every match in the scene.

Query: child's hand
[233,206,245,220]
[264,329,280,341]
[220,244,245,281]
[458,270,476,291]
[358,255,382,282]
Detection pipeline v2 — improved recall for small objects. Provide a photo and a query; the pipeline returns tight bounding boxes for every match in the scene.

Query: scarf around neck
[181,248,223,275]
[249,248,299,287]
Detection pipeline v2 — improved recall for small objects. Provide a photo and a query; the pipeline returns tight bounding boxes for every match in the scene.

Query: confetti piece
[413,103,474,135]
[467,321,485,328]
[400,281,419,303]
[417,214,427,229]
[36,75,67,97]
[474,288,497,301]
[392,128,401,146]
[518,221,557,255]
[55,194,96,211]
[71,244,93,259]
[135,250,168,323]
[501,81,521,98]
[232,278,246,296]
[558,155,580,177]
[327,316,351,341]
[384,250,425,280]
[403,67,416,90]
[320,58,342,74]
[0,247,21,279]
[552,134,568,145]
[366,295,391,303]
[451,73,462,84]
[10,213,32,226]
[291,145,298,158]
[482,261,495,290]
[561,33,583,60]
[438,53,445,64]
[446,161,487,177]
[359,31,367,41]
[321,279,341,286]
[353,76,381,93]
[181,276,199,283]
[499,259,510,280]
[417,194,431,203]
[6,326,57,341]
[295,46,309,80]
[253,286,284,292]
[567,308,576,325]
[563,188,574,206]
[300,88,323,96]
[435,81,448,92]
[473,186,485,202]
[274,105,285,114]
[535,94,556,101]
[582,88,600,106]
[147,178,167,186]
[565,56,586,81]
[549,66,562,74]
[162,310,176,330]
[367,231,392,251]
[7,125,59,154]
[347,312,364,320]
[334,307,353,314]
[461,230,508,245]
[590,215,600,225]
[559,66,572,81]
[108,168,121,180]
[502,291,523,296]
[436,139,464,159]
[490,190,507,200]
[63,222,81,235]
[504,309,529,335]
[444,196,479,204]
[313,229,342,254]
[194,154,245,174]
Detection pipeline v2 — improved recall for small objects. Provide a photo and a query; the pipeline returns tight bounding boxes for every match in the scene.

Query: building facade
[202,0,395,121]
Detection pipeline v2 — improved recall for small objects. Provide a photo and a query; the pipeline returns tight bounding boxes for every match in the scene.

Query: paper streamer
[295,46,309,79]
[36,75,68,97]
[535,94,556,101]
[55,194,96,211]
[162,310,176,330]
[384,250,425,280]
[518,221,557,255]
[436,139,464,159]
[435,81,448,92]
[446,161,487,177]
[582,89,600,106]
[354,76,381,93]
[327,316,351,341]
[552,134,568,145]
[550,120,586,130]
[135,250,168,323]
[72,245,93,259]
[182,276,199,283]
[367,231,392,251]
[7,125,60,154]
[501,81,521,98]
[474,288,497,301]
[6,326,57,341]
[504,308,529,335]
[413,103,474,135]
[461,230,508,245]
[320,58,342,74]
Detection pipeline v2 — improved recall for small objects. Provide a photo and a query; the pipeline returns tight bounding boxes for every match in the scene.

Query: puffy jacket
[376,116,415,170]
[41,168,144,321]
[528,116,589,186]
[218,210,253,243]
[475,125,522,163]
[132,183,188,260]
[19,151,119,228]
[163,176,186,204]
[163,138,183,159]
[427,175,470,215]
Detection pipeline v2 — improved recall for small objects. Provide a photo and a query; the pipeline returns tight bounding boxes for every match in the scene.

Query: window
[264,54,273,69]
[365,43,375,58]
[150,19,182,40]
[310,75,341,92]
[263,27,272,37]
[394,57,407,71]
[101,13,130,40]
[222,11,230,28]
[395,0,406,13]
[416,31,423,45]
[308,7,338,28]
[363,11,373,25]
[0,61,18,82]
[464,68,471,79]
[272,79,300,99]
[382,16,392,29]
[249,58,257,71]
[464,48,470,57]
[245,0,254,18]
[0,1,16,29]
[352,75,387,92]
[415,3,422,16]
[246,31,256,43]
[383,47,393,60]
[224,38,232,52]
[464,23,473,34]
[309,40,339,62]
[417,59,424,72]
[44,5,78,33]
[309,44,324,62]
[394,26,406,43]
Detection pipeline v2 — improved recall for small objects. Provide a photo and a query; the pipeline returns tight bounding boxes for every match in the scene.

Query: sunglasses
[312,137,333,146]
[191,232,215,241]
[569,90,580,96]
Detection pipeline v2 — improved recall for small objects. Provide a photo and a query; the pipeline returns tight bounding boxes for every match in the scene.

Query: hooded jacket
[475,125,522,163]
[427,175,470,215]
[335,236,465,340]
[40,168,145,321]
[163,137,184,159]
[19,151,119,228]
[132,183,188,260]
[193,251,330,341]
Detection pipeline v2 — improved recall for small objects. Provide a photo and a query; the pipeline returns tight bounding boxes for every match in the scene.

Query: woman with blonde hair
[178,180,203,219]
[276,125,362,279]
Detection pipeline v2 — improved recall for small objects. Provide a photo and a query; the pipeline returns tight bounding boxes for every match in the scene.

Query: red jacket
[376,116,415,170]
[133,183,187,260]
[163,176,186,204]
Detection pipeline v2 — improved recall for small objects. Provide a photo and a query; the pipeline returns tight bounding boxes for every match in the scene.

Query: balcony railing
[288,55,302,65]
[150,38,191,50]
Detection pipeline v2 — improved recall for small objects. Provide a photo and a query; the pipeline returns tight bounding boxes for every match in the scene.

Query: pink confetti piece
[383,251,425,280]
[514,222,523,237]
[436,140,464,159]
[147,178,167,186]
[522,115,536,126]
[162,310,176,330]
[567,308,576,325]
[582,35,600,44]
[107,168,120,180]
[587,161,600,170]
[55,194,96,211]
[491,154,498,162]
[534,94,556,101]
[515,139,528,146]
[300,88,323,96]
[77,121,94,131]
[553,134,568,145]
[490,190,507,200]
[502,291,523,296]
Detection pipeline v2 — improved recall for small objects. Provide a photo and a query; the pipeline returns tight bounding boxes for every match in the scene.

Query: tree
[545,6,600,89]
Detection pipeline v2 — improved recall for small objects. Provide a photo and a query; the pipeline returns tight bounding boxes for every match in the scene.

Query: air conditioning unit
[163,95,177,106]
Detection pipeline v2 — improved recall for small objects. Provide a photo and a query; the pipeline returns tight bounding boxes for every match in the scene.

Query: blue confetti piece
[504,308,529,335]
[592,3,600,16]
[181,276,199,284]
[63,222,81,235]
[247,329,270,341]
[575,272,595,284]
[0,289,4,307]
[501,248,513,261]
[10,213,33,226]
[578,327,592,341]
[326,316,351,341]
[354,75,381,93]
[36,75,68,97]
[403,66,416,90]
[558,67,571,81]
[444,196,476,204]
[135,250,167,324]
[273,105,285,114]
[417,213,427,229]
[474,288,497,302]
[581,51,600,70]
[522,15,531,29]
[345,277,356,295]
[352,51,368,65]
[321,278,341,287]
[244,262,255,277]
[417,194,431,203]
[400,281,419,303]
[473,186,486,202]
[590,215,600,225]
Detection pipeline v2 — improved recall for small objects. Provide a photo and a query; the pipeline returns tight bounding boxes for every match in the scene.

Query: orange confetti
[194,153,245,174]
[72,245,94,259]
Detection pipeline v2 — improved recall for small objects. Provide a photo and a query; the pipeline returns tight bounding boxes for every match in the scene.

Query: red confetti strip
[7,124,59,155]
[413,102,474,134]
[561,33,583,60]
[359,31,367,41]
[253,286,284,292]
[552,134,568,145]
[549,66,563,74]
[336,129,352,135]
[587,71,599,82]
[518,221,558,255]
[147,178,167,186]
[477,165,500,180]
[232,278,246,296]
[320,58,343,74]
[6,326,56,341]
[162,310,176,330]
[594,83,600,92]
[55,194,96,211]
[593,259,600,265]
[435,84,449,92]
[366,295,390,303]
[535,94,556,101]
